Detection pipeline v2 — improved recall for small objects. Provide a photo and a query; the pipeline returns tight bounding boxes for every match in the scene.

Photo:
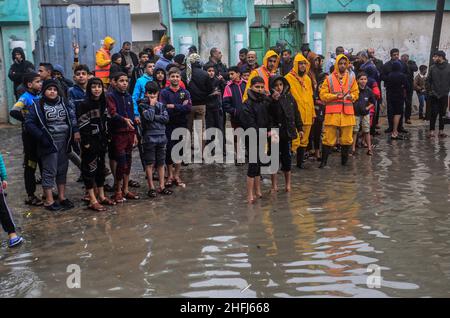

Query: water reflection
[0,124,449,297]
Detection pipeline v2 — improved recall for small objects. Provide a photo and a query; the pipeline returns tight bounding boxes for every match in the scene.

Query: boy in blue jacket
[139,81,173,197]
[160,67,192,188]
[132,61,155,117]
[0,152,24,247]
[10,72,43,206]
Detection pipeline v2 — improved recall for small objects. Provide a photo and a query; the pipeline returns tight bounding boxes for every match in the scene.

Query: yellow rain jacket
[319,54,359,127]
[243,50,280,102]
[285,54,315,126]
[95,36,116,85]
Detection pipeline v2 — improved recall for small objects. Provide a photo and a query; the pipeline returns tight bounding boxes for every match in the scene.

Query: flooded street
[1,119,450,298]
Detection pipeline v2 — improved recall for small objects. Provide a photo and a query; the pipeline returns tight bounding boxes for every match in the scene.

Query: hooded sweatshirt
[385,61,408,103]
[426,60,450,99]
[269,76,303,141]
[319,54,359,127]
[132,73,154,116]
[8,47,35,96]
[284,54,315,126]
[243,50,280,102]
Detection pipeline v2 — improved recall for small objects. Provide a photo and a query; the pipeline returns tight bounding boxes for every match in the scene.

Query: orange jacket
[95,36,115,84]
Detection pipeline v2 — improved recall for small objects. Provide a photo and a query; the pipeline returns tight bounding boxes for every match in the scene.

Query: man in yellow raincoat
[95,36,116,86]
[285,54,315,169]
[243,50,280,101]
[319,54,359,168]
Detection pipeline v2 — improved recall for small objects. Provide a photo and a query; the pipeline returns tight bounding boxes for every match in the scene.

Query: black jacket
[354,86,377,116]
[381,59,410,90]
[426,60,450,99]
[181,63,214,106]
[77,98,108,152]
[385,62,408,103]
[208,58,229,80]
[269,76,303,140]
[110,62,125,78]
[404,60,418,86]
[8,48,35,98]
[205,77,223,112]
[120,51,139,72]
[280,59,294,76]
[241,89,273,130]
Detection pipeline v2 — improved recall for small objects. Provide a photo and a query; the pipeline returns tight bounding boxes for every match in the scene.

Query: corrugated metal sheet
[34,4,132,77]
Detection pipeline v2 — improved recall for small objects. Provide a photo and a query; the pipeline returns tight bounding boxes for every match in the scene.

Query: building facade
[119,0,165,50]
[159,0,257,66]
[0,0,40,123]
[301,0,450,66]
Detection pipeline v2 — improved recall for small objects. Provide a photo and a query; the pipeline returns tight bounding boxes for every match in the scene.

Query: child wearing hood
[25,79,80,211]
[8,47,35,100]
[269,76,303,192]
[241,76,274,204]
[77,77,116,211]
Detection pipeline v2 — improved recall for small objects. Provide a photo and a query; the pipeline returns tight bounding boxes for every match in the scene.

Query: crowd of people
[1,34,450,247]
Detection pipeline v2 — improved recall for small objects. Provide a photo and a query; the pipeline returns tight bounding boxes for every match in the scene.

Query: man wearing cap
[155,45,175,73]
[426,50,450,138]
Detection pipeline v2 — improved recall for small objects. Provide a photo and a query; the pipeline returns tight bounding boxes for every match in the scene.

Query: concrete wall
[131,13,163,42]
[325,12,450,66]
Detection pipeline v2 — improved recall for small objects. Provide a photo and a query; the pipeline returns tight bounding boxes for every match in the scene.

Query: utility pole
[429,0,446,66]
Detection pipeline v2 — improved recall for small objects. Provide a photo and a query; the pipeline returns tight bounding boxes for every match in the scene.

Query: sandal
[99,197,116,206]
[25,195,44,206]
[112,192,124,204]
[124,191,140,200]
[439,133,448,138]
[82,193,91,203]
[165,179,174,188]
[367,149,373,156]
[88,202,107,212]
[128,180,140,188]
[158,188,173,196]
[147,189,158,198]
[173,179,186,188]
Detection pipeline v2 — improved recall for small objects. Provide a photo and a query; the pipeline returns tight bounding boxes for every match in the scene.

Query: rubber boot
[319,145,331,169]
[296,147,305,169]
[341,145,351,166]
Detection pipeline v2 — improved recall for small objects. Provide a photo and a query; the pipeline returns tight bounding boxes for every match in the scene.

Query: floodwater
[1,120,450,298]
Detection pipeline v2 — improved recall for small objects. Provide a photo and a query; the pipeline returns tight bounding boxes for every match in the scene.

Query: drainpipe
[168,0,174,39]
[305,0,310,45]
[27,0,35,52]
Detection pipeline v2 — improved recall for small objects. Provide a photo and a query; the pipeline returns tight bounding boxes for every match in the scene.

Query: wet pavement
[0,118,450,298]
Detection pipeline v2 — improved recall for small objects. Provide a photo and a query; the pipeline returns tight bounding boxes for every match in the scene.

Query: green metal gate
[249,6,303,65]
